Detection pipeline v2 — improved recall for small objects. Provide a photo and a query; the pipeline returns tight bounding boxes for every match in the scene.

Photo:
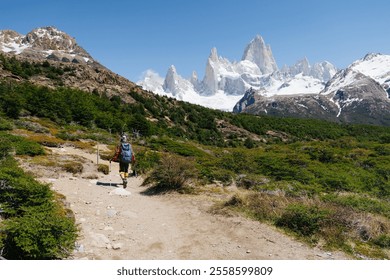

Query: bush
[134,150,160,174]
[372,234,390,248]
[0,132,45,157]
[0,158,77,259]
[276,204,330,236]
[97,164,109,175]
[0,137,12,160]
[0,118,13,131]
[62,162,83,174]
[0,205,77,259]
[147,155,195,191]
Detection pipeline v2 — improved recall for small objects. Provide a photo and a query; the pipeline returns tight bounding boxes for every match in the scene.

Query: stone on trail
[109,188,131,196]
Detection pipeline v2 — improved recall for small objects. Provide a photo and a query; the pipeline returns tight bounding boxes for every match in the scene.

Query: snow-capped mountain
[0,27,138,99]
[0,26,100,67]
[242,35,278,74]
[322,53,390,95]
[235,53,390,125]
[138,35,337,111]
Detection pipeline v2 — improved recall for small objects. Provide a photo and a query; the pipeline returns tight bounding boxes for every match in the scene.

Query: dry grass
[218,189,390,259]
[97,164,109,175]
[61,161,83,174]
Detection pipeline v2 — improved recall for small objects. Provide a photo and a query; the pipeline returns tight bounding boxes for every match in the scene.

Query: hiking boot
[123,179,127,189]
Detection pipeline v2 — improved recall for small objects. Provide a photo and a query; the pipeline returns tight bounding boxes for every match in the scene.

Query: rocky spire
[202,48,220,94]
[241,35,278,74]
[163,65,178,94]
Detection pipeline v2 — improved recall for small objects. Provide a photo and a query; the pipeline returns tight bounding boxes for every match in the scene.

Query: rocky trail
[30,146,349,260]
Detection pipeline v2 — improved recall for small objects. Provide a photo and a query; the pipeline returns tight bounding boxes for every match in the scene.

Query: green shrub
[0,137,12,159]
[0,158,77,259]
[372,234,390,248]
[0,118,13,131]
[134,150,160,174]
[0,159,53,217]
[322,194,390,218]
[0,132,45,157]
[276,204,330,236]
[0,205,77,259]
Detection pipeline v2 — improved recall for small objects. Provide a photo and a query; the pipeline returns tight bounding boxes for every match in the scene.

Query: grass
[219,189,390,259]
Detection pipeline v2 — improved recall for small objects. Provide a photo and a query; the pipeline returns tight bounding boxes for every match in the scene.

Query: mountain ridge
[138,35,338,111]
[234,53,390,125]
[0,26,140,101]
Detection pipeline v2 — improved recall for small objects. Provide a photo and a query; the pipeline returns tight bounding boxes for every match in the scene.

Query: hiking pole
[109,160,112,187]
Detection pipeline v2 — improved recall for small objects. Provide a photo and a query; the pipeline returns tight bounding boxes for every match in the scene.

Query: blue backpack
[120,143,132,163]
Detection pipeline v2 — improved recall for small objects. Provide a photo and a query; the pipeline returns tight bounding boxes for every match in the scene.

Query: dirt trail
[35,146,349,260]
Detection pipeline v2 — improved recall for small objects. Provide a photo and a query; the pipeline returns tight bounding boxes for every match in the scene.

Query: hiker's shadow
[96,181,122,188]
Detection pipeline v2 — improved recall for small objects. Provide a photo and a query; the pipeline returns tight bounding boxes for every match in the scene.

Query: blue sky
[2,0,389,82]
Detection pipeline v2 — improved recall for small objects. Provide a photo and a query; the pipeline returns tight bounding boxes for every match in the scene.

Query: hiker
[110,135,135,188]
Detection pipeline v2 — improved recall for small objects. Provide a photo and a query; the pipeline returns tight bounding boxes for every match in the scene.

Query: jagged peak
[0,29,23,38]
[251,34,265,45]
[209,47,219,62]
[191,70,198,80]
[242,34,278,74]
[23,26,77,50]
[298,56,310,64]
[363,53,382,61]
[167,64,177,73]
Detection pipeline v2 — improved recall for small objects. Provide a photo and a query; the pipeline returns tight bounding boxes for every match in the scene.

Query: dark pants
[119,162,130,173]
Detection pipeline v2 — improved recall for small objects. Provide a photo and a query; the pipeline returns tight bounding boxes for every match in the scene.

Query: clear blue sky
[2,0,389,82]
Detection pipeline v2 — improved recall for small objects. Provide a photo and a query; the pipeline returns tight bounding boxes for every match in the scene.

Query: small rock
[90,233,111,248]
[246,250,251,254]
[104,226,114,231]
[74,243,84,253]
[107,209,117,217]
[112,243,123,250]
[109,188,131,196]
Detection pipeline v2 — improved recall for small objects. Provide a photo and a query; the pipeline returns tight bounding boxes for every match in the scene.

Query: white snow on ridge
[0,27,92,64]
[352,54,390,84]
[262,73,325,97]
[321,69,359,95]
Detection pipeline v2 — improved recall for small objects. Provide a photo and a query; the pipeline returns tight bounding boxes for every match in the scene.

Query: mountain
[235,53,390,125]
[138,35,337,111]
[0,27,96,66]
[242,35,278,74]
[0,27,139,100]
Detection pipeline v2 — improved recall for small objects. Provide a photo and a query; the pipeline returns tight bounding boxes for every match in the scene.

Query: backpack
[120,143,132,163]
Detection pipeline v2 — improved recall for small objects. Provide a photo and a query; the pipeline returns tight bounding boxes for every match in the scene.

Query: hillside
[1,37,390,260]
[0,29,141,102]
